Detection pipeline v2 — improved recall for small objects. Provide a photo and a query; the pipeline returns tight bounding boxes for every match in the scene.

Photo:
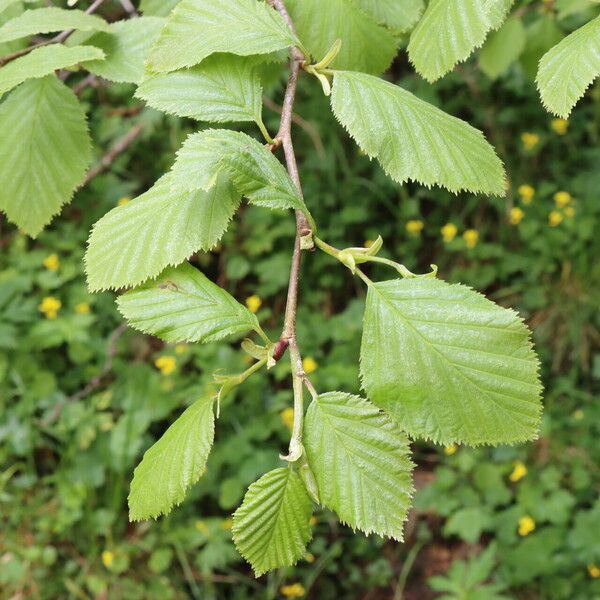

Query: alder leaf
[331,71,505,195]
[0,7,108,43]
[536,15,600,118]
[136,54,264,124]
[0,44,104,95]
[81,17,165,84]
[147,0,300,73]
[304,392,414,540]
[479,15,526,80]
[360,278,542,446]
[287,0,398,74]
[117,262,260,344]
[0,75,91,237]
[129,396,215,520]
[408,0,514,82]
[85,174,240,291]
[232,468,313,576]
[354,0,425,32]
[169,129,307,212]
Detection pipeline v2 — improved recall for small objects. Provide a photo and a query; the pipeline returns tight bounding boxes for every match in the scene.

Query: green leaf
[519,17,563,80]
[408,0,514,82]
[0,7,108,43]
[169,129,306,211]
[0,44,104,96]
[360,278,542,446]
[136,54,264,124]
[140,0,181,16]
[129,396,215,520]
[0,0,23,16]
[85,174,240,291]
[0,75,91,237]
[479,15,526,80]
[147,0,299,73]
[81,17,165,84]
[331,71,505,195]
[354,0,425,32]
[287,0,398,74]
[304,392,414,540]
[232,468,313,576]
[117,262,259,344]
[536,15,600,118]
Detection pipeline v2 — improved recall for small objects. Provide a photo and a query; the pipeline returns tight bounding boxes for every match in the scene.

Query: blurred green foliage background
[1,1,599,598]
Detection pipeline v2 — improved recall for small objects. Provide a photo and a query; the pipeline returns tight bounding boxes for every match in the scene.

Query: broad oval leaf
[232,468,313,576]
[0,7,108,43]
[304,392,414,540]
[479,15,526,80]
[169,129,306,211]
[129,396,215,520]
[117,262,260,344]
[354,0,424,32]
[408,0,513,82]
[85,173,240,292]
[147,0,300,73]
[331,71,505,195]
[360,278,542,446]
[536,15,600,118]
[0,75,91,237]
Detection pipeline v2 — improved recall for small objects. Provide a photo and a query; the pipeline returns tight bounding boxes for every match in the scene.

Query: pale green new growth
[0,44,104,95]
[479,16,526,80]
[287,0,398,74]
[117,262,260,344]
[140,0,180,16]
[232,468,313,576]
[408,0,514,82]
[81,17,165,84]
[355,0,425,32]
[304,392,414,540]
[331,71,506,195]
[0,76,91,237]
[0,7,108,43]
[136,54,264,124]
[85,174,240,291]
[129,396,215,520]
[169,129,307,212]
[147,0,300,73]
[360,279,542,445]
[0,0,23,15]
[536,15,600,118]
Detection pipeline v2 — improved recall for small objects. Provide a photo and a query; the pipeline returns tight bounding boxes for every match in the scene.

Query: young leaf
[147,0,300,73]
[232,468,313,576]
[81,17,165,84]
[136,54,264,124]
[354,0,424,32]
[287,0,398,74]
[479,15,526,80]
[331,71,505,195]
[536,15,600,118]
[304,392,414,540]
[0,44,104,96]
[360,278,542,446]
[85,174,240,291]
[0,7,108,43]
[408,0,513,82]
[117,262,260,344]
[0,75,91,237]
[169,129,307,212]
[140,0,180,16]
[129,396,215,520]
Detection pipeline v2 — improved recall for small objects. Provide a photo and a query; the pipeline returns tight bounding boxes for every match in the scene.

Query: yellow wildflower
[304,552,315,563]
[509,461,528,482]
[117,196,131,206]
[440,223,458,243]
[75,302,91,315]
[309,516,318,526]
[101,550,114,568]
[518,515,536,536]
[548,210,563,227]
[444,444,457,456]
[175,343,188,354]
[195,520,208,534]
[550,118,568,135]
[302,356,317,374]
[280,407,294,431]
[554,191,572,207]
[38,296,61,320]
[573,409,584,420]
[521,132,540,150]
[155,356,176,376]
[509,207,524,225]
[245,294,262,314]
[220,518,233,530]
[405,219,424,235]
[588,564,600,578]
[518,184,535,204]
[564,206,575,218]
[42,253,60,271]
[463,229,479,249]
[280,583,306,598]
